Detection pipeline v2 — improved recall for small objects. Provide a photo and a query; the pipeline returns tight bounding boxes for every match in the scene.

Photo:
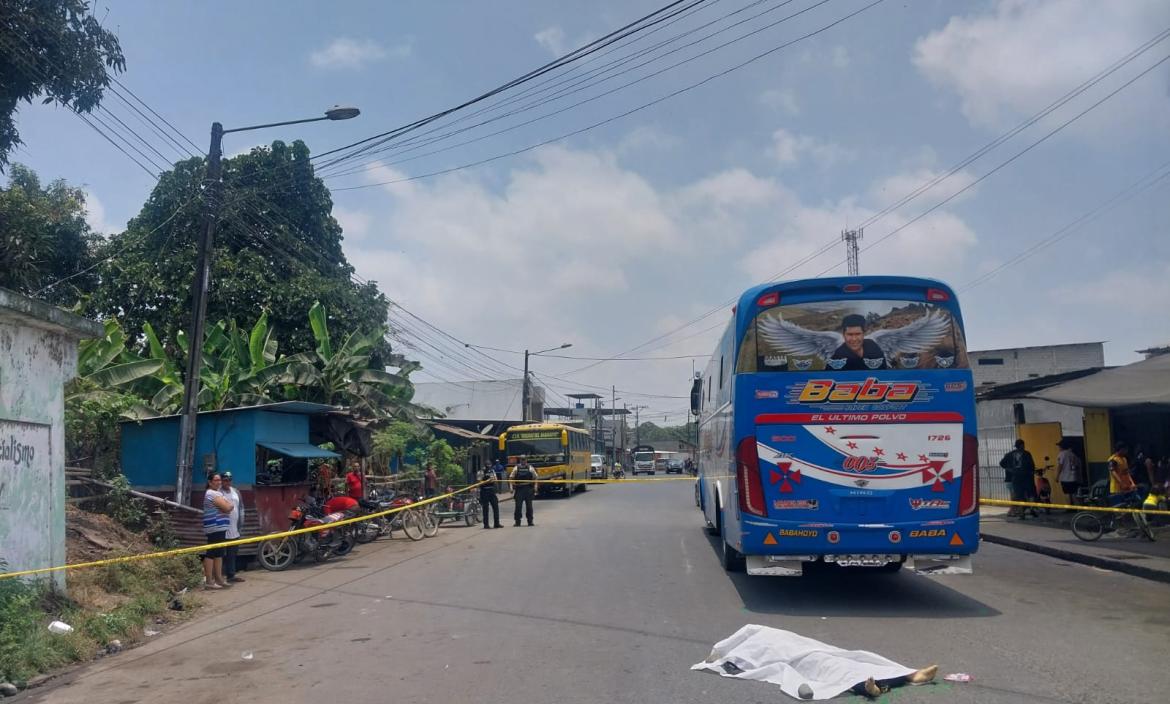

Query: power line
[810,50,1170,277]
[959,160,1170,291]
[321,0,800,179]
[331,0,885,191]
[550,25,1170,371]
[313,0,709,168]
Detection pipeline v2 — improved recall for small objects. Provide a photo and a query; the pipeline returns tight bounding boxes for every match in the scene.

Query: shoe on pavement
[863,677,881,698]
[514,522,521,527]
[483,525,491,529]
[227,576,245,583]
[527,522,534,527]
[494,524,503,528]
[907,665,938,685]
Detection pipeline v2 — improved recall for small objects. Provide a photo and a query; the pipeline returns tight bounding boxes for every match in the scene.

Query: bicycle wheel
[1133,509,1156,542]
[422,508,440,537]
[464,500,479,526]
[400,509,425,541]
[1071,511,1104,542]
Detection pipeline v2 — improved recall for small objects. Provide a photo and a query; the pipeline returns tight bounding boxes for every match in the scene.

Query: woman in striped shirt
[202,473,235,590]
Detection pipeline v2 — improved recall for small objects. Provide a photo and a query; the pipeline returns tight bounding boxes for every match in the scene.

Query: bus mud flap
[746,555,809,577]
[906,555,973,575]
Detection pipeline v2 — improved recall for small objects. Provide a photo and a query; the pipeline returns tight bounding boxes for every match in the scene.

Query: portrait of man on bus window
[746,301,967,373]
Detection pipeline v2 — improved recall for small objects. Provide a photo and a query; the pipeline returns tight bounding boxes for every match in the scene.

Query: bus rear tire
[719,510,744,572]
[878,560,903,573]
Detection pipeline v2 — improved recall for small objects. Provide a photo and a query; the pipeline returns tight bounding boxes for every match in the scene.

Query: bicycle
[1071,497,1155,542]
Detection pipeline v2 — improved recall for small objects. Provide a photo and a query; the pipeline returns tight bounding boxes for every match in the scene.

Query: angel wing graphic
[868,311,950,358]
[756,311,951,362]
[757,316,842,359]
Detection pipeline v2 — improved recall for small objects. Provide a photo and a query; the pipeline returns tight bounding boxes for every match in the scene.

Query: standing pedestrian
[221,471,245,583]
[202,473,234,590]
[1055,440,1084,506]
[478,462,501,529]
[345,459,365,499]
[510,455,538,527]
[424,462,439,499]
[1000,439,1038,519]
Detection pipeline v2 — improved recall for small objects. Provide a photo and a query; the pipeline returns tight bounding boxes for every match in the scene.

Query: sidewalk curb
[981,532,1170,585]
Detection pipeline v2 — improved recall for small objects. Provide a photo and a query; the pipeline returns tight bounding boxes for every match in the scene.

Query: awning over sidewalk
[428,422,497,441]
[256,441,341,458]
[1031,354,1170,408]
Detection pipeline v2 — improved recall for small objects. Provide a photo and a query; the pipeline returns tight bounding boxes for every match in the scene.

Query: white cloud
[333,206,372,241]
[913,0,1170,127]
[310,37,410,69]
[534,26,568,56]
[83,190,119,235]
[770,128,853,169]
[617,125,678,154]
[341,145,982,397]
[868,167,979,210]
[759,89,800,115]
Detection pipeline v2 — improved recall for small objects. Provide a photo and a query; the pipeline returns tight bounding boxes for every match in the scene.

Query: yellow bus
[499,422,591,497]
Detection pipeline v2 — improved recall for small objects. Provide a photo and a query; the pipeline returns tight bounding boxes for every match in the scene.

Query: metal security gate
[978,425,1016,502]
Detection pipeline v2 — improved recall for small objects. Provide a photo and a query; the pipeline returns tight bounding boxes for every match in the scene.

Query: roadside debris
[47,621,74,635]
[943,673,973,683]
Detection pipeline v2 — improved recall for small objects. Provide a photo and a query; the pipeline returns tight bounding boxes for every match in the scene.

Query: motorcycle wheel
[333,528,356,556]
[422,509,440,538]
[257,537,296,571]
[401,509,425,541]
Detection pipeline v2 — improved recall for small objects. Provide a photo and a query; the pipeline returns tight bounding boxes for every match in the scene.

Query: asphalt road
[25,480,1170,704]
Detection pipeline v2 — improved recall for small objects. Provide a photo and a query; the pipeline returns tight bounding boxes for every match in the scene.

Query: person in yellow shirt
[1107,443,1131,494]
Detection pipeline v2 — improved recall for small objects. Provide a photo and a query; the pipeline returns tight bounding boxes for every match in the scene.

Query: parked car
[590,454,605,479]
[666,459,685,474]
[654,458,669,473]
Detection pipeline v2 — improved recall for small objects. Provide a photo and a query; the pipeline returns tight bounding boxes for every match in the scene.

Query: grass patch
[0,554,202,684]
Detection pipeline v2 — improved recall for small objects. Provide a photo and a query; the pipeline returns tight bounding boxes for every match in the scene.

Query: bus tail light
[842,283,864,293]
[926,288,950,302]
[757,292,780,307]
[959,433,979,516]
[736,437,767,517]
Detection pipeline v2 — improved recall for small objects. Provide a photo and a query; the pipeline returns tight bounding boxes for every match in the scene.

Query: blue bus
[692,276,978,576]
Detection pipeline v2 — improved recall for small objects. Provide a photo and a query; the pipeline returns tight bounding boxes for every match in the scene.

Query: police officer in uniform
[478,461,502,529]
[510,455,538,527]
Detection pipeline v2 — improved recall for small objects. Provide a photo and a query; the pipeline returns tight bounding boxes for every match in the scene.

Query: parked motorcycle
[356,489,425,542]
[257,501,347,571]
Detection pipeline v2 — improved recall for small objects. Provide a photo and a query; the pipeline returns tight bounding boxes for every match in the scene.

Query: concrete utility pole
[631,405,648,448]
[174,106,360,505]
[842,227,863,276]
[520,342,572,422]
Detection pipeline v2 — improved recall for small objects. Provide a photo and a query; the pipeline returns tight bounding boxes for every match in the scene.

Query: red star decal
[771,460,801,493]
[918,454,929,462]
[846,441,858,450]
[896,452,907,461]
[824,426,837,435]
[873,447,885,456]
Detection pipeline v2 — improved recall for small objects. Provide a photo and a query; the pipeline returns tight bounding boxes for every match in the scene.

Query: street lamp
[521,343,571,422]
[174,106,361,505]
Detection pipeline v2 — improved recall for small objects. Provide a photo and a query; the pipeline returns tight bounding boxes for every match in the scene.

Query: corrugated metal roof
[429,422,498,441]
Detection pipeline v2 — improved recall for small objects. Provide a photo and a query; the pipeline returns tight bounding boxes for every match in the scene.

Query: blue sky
[13,0,1170,421]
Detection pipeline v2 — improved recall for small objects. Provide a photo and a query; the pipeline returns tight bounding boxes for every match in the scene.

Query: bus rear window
[739,300,968,373]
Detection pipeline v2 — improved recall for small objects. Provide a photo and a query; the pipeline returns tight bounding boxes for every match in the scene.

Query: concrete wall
[0,289,100,587]
[970,342,1104,387]
[413,379,546,421]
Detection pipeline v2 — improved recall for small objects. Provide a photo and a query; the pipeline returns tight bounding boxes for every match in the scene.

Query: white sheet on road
[691,624,915,700]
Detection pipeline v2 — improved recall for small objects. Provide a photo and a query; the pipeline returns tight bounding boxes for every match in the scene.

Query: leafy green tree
[89,141,393,365]
[0,164,101,305]
[0,0,125,167]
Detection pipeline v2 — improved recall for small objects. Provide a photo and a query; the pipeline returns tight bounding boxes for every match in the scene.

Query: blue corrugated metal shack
[120,401,350,539]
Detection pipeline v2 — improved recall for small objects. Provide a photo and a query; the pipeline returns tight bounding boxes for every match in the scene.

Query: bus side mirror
[690,377,702,416]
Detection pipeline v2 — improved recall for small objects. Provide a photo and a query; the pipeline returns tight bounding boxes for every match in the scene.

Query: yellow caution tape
[980,497,1170,516]
[0,482,490,581]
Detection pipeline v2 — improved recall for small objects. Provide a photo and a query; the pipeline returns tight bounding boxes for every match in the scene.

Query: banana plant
[282,301,418,418]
